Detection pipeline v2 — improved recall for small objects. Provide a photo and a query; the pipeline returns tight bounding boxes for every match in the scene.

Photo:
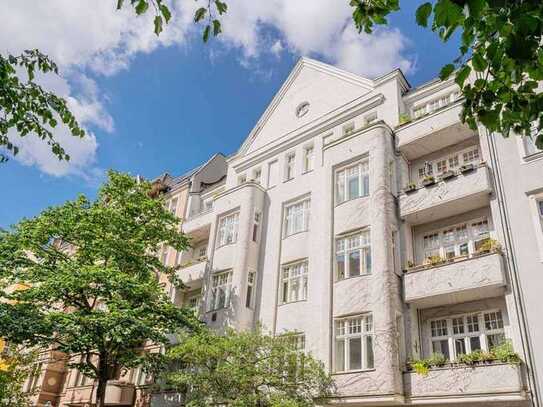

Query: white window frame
[303,145,314,173]
[186,291,201,311]
[167,197,178,215]
[335,160,370,204]
[252,211,261,242]
[280,260,309,304]
[427,309,506,361]
[208,270,232,311]
[238,174,247,185]
[285,152,296,181]
[283,198,310,237]
[411,91,460,119]
[245,270,256,309]
[217,212,239,247]
[421,217,490,262]
[252,167,262,184]
[416,146,481,181]
[336,229,371,280]
[334,314,374,373]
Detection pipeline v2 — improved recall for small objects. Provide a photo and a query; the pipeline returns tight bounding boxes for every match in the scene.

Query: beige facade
[24,58,542,407]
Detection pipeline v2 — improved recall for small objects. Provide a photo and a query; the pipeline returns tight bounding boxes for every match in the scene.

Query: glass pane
[365,335,374,369]
[336,255,345,280]
[362,174,369,196]
[459,243,469,256]
[348,176,360,200]
[432,340,450,360]
[455,338,466,357]
[336,172,345,203]
[349,337,362,370]
[364,247,372,274]
[470,336,481,352]
[487,333,505,350]
[335,340,345,372]
[349,250,361,277]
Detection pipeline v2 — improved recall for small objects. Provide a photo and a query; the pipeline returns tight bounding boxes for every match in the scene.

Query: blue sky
[0,1,460,229]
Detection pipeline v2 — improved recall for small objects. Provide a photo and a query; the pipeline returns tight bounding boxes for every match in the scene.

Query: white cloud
[1,0,414,177]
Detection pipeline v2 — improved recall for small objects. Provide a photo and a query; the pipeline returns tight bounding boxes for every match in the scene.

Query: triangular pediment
[238,58,375,156]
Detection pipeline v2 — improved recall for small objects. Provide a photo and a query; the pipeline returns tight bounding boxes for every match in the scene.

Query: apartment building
[25,57,542,406]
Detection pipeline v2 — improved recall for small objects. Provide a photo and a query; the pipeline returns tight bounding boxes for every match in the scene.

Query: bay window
[217,212,239,247]
[429,310,506,361]
[335,314,374,372]
[336,160,369,204]
[336,230,371,280]
[209,271,232,311]
[284,198,310,237]
[280,261,308,304]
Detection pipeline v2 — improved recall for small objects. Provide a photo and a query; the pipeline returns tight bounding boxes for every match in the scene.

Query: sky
[0,0,460,229]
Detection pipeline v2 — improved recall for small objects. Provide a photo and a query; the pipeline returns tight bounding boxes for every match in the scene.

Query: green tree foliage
[0,50,84,163]
[162,328,334,407]
[350,0,543,147]
[0,345,37,407]
[0,171,199,407]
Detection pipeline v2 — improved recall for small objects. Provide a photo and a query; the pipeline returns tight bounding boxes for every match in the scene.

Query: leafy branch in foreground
[350,0,543,148]
[0,50,85,163]
[0,345,38,407]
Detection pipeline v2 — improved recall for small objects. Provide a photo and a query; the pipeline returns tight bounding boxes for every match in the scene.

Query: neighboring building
[26,57,543,406]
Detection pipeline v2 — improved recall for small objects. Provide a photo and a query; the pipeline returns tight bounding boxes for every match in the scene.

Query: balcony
[182,209,214,234]
[403,363,528,404]
[404,251,506,308]
[400,164,492,225]
[397,102,475,160]
[64,382,135,406]
[176,259,207,288]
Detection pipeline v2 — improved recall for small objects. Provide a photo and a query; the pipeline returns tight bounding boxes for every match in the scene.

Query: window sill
[283,177,295,184]
[278,299,308,307]
[206,306,230,314]
[282,229,309,240]
[332,368,376,376]
[335,273,372,283]
[302,169,314,175]
[522,151,543,163]
[216,242,237,249]
[335,194,370,208]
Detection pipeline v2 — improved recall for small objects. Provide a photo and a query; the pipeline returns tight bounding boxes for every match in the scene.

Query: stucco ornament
[295,101,310,118]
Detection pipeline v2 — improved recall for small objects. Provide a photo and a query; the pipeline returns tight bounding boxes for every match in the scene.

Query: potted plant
[399,113,412,125]
[403,183,417,193]
[424,255,444,267]
[476,238,502,255]
[422,175,435,187]
[459,163,475,173]
[440,169,456,180]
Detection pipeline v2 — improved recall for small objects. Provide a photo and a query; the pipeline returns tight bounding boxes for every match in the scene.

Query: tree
[0,171,199,407]
[350,0,543,148]
[161,328,334,407]
[0,344,37,407]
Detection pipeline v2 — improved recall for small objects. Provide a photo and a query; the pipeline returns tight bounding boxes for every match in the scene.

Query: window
[538,200,543,218]
[303,145,314,173]
[336,160,369,204]
[336,229,371,280]
[217,212,239,247]
[246,271,256,308]
[343,122,355,136]
[174,250,182,265]
[421,218,491,263]
[133,367,148,387]
[197,245,207,258]
[522,134,541,156]
[436,159,447,174]
[238,174,247,185]
[187,292,201,310]
[252,211,261,242]
[335,314,374,372]
[428,311,506,361]
[281,261,308,303]
[253,168,262,184]
[285,153,296,181]
[283,198,310,237]
[167,197,178,215]
[209,271,232,311]
[268,160,279,188]
[412,91,459,119]
[202,198,213,212]
[25,363,43,391]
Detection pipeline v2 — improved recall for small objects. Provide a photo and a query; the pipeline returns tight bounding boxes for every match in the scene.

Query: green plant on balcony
[403,182,417,194]
[492,341,521,364]
[409,353,447,376]
[406,260,415,269]
[424,255,445,267]
[421,175,435,187]
[476,238,502,255]
[458,350,494,365]
[399,113,412,125]
[459,163,475,173]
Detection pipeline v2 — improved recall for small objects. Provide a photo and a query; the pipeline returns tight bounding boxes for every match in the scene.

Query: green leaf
[116,0,124,10]
[466,0,484,19]
[194,7,207,23]
[154,16,163,36]
[212,19,222,37]
[160,4,172,23]
[215,0,228,15]
[455,65,472,87]
[203,25,211,42]
[440,64,455,80]
[472,52,487,72]
[416,3,433,27]
[135,0,149,15]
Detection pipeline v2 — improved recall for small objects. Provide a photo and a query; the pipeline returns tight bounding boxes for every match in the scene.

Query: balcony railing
[404,250,506,308]
[403,362,527,404]
[400,163,492,225]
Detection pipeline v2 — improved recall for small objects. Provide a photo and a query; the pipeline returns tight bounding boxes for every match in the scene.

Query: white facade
[165,58,543,407]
